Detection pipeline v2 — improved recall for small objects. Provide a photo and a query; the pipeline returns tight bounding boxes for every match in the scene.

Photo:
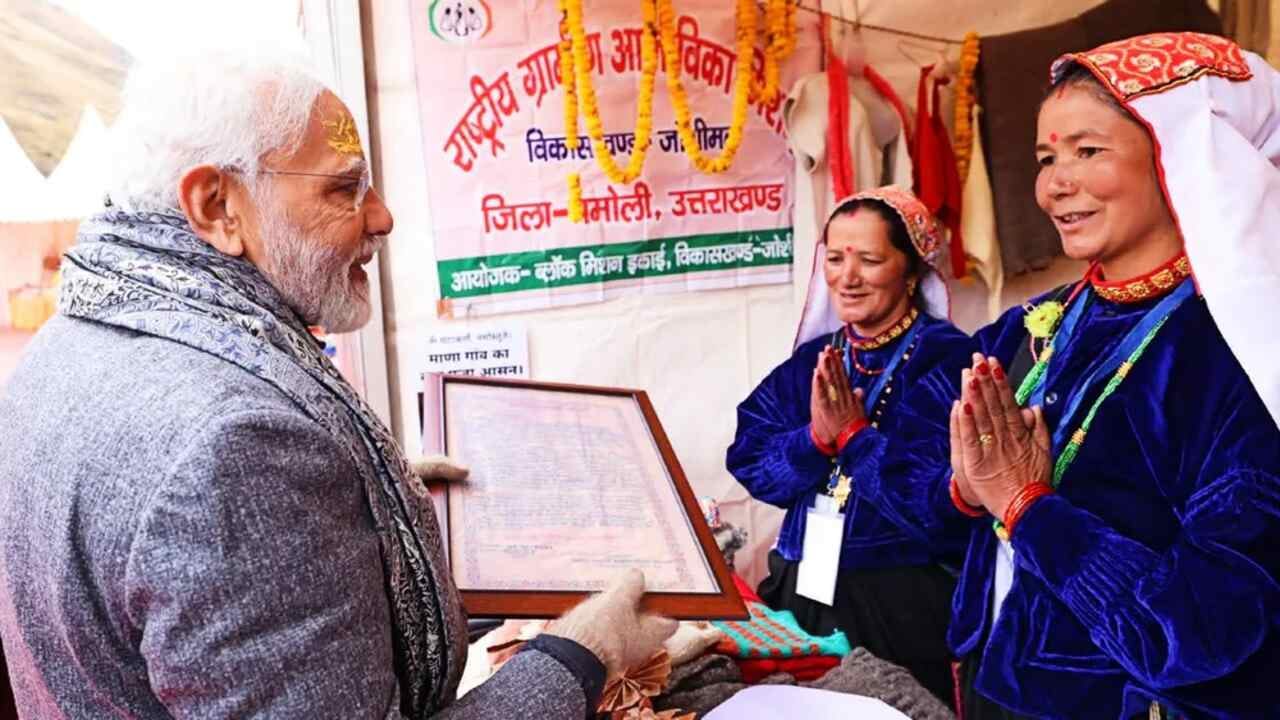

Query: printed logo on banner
[429,0,493,43]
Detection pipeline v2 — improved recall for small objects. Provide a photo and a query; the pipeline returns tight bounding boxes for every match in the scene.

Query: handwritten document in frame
[425,375,746,620]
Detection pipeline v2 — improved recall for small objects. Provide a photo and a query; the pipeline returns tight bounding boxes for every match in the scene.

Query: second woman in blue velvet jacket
[727,186,970,704]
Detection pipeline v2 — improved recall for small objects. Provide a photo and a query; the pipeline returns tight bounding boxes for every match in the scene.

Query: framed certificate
[423,374,747,620]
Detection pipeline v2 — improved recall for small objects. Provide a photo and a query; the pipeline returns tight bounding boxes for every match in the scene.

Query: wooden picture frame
[422,374,747,620]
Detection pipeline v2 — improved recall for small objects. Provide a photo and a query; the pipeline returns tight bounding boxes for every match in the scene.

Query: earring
[906,278,918,295]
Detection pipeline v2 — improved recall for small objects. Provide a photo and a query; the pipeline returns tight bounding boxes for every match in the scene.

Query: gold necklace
[844,307,920,350]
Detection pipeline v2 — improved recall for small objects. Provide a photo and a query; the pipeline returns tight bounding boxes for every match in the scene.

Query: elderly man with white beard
[0,52,674,719]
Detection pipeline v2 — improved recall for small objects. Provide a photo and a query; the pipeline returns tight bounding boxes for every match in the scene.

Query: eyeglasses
[261,169,373,211]
[228,166,373,211]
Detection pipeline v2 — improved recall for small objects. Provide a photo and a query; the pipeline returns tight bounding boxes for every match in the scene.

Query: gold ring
[978,433,995,446]
[826,384,838,403]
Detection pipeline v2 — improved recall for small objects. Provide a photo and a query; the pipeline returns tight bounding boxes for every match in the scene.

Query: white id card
[796,499,843,606]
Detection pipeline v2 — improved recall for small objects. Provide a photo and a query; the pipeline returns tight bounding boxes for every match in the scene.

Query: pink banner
[408,0,820,317]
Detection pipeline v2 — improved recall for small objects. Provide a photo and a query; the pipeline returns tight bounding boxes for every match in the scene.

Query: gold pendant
[831,474,852,510]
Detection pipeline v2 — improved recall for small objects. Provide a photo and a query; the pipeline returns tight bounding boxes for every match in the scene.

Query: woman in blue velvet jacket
[726,186,970,704]
[946,33,1280,719]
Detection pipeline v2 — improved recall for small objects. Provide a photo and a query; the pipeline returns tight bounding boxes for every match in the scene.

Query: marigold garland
[566,0,658,183]
[562,0,797,215]
[562,0,659,220]
[558,1,587,221]
[953,31,980,183]
[779,0,798,56]
[750,0,797,105]
[657,0,756,174]
[567,172,585,222]
[558,5,578,150]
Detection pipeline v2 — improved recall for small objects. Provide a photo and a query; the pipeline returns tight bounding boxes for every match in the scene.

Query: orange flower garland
[562,0,797,217]
[557,0,585,220]
[567,172,585,223]
[953,31,981,183]
[558,5,578,150]
[750,0,797,105]
[656,0,756,174]
[562,0,659,221]
[566,0,658,184]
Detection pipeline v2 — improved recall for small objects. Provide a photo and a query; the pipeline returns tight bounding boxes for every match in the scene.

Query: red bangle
[835,418,870,452]
[950,476,985,517]
[1002,483,1054,537]
[809,424,837,457]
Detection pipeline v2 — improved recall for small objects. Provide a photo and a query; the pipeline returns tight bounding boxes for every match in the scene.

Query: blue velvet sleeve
[1011,355,1280,689]
[725,342,833,508]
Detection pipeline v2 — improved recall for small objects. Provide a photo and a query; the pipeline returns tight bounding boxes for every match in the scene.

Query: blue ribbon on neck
[1030,279,1194,455]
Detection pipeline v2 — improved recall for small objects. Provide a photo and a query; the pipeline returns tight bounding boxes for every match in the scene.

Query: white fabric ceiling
[0,107,110,223]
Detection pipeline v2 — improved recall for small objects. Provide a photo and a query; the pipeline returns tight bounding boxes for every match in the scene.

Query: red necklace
[850,347,886,376]
[844,307,919,377]
[1089,252,1192,304]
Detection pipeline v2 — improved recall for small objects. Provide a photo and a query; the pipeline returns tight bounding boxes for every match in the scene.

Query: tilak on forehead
[321,111,363,156]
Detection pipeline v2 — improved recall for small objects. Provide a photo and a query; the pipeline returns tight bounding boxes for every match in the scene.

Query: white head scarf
[794,185,951,350]
[1051,32,1280,429]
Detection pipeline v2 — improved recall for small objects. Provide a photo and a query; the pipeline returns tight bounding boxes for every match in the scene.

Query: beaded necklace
[844,306,920,350]
[1089,253,1193,304]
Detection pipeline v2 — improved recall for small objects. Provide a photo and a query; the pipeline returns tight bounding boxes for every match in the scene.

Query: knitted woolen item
[737,654,839,683]
[803,647,955,720]
[711,600,851,659]
[652,683,745,716]
[664,654,741,694]
[653,662,796,716]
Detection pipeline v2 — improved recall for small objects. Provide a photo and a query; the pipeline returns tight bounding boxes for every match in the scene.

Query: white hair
[107,48,327,211]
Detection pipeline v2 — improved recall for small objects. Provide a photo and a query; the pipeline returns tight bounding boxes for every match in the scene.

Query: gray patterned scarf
[59,208,466,718]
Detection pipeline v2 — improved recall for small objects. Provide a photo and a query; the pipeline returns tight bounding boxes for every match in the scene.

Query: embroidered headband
[827,185,944,268]
[1050,32,1251,102]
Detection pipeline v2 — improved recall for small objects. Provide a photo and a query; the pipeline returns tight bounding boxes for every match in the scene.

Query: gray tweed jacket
[0,316,594,719]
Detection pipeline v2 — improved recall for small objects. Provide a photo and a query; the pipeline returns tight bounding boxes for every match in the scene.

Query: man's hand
[410,454,469,484]
[546,569,678,676]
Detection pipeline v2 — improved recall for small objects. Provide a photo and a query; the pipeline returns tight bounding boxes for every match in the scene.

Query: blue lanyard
[840,318,923,411]
[1033,279,1194,454]
[824,319,920,494]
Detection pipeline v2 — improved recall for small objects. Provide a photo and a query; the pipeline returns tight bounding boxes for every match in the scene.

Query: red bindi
[1050,132,1059,142]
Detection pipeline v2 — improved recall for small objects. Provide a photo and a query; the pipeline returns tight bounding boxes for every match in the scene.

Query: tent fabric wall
[0,109,110,223]
[0,107,109,387]
[366,0,1103,588]
[0,220,77,386]
[0,118,46,221]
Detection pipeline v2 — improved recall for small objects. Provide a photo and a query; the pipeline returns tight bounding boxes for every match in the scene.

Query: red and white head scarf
[1051,32,1280,429]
